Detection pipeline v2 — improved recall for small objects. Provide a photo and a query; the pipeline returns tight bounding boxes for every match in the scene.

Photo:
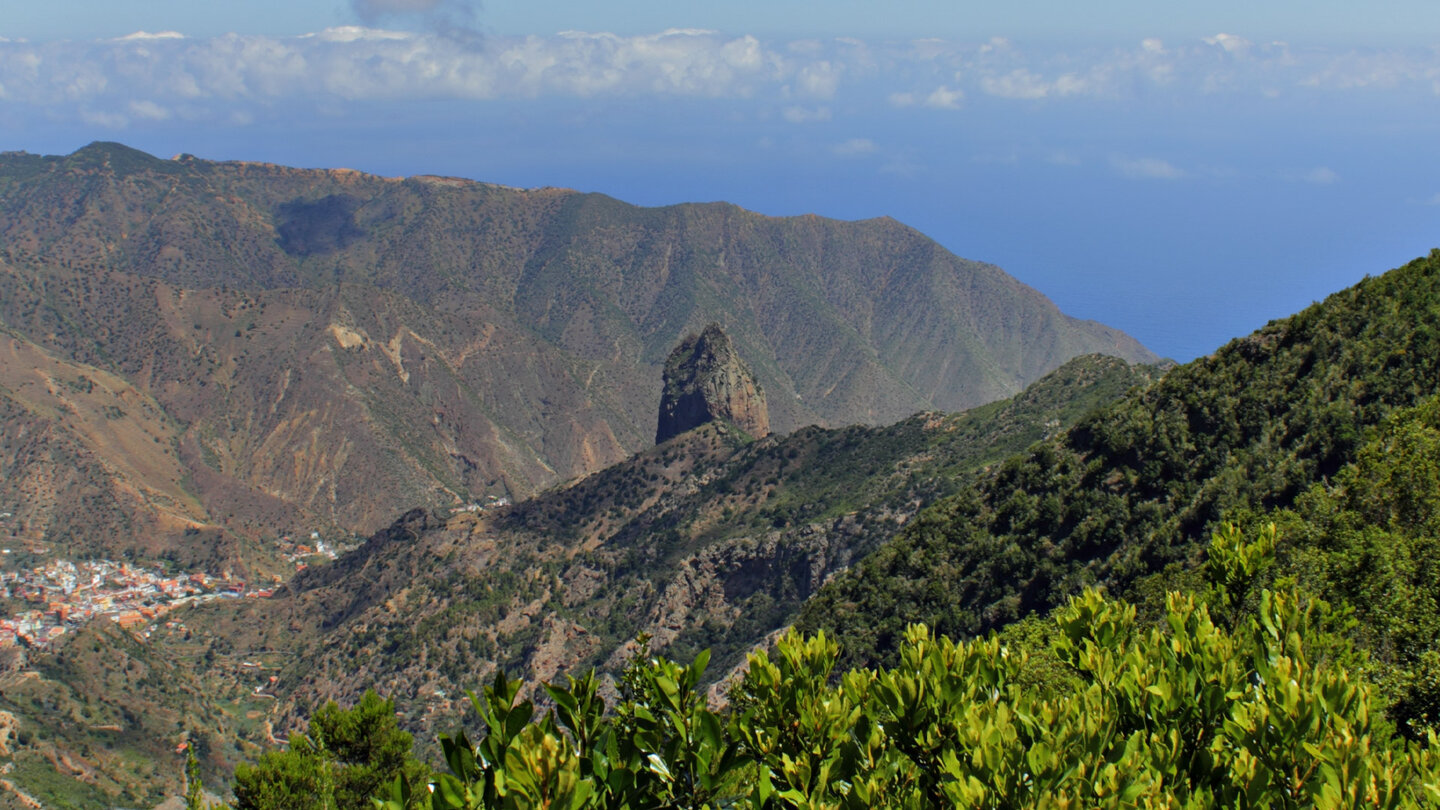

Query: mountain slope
[0,327,261,569]
[0,621,258,809]
[798,249,1440,667]
[0,142,1154,563]
[161,354,1157,740]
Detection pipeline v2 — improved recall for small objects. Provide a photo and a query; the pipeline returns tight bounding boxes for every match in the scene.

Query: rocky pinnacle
[655,324,770,444]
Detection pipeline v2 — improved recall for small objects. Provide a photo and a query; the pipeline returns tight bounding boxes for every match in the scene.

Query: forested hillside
[798,250,1440,703]
[241,527,1440,808]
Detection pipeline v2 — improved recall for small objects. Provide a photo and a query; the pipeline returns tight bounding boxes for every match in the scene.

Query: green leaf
[646,753,674,782]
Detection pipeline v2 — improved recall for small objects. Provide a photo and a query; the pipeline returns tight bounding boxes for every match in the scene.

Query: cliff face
[656,324,770,443]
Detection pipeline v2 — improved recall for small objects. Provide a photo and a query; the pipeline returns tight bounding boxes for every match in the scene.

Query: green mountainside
[0,142,1153,565]
[797,250,1440,673]
[322,526,1440,807]
[0,621,261,809]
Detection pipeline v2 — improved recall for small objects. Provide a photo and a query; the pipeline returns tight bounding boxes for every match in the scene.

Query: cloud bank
[3,29,1440,129]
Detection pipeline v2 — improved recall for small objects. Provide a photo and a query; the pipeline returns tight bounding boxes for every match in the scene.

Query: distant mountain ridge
[0,141,1154,563]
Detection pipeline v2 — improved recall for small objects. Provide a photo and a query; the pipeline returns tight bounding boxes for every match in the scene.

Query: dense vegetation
[799,250,1440,671]
[1262,396,1440,736]
[226,528,1440,808]
[230,691,430,810]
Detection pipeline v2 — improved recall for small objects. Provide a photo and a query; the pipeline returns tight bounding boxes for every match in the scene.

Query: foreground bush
[231,690,430,810]
[369,527,1440,808]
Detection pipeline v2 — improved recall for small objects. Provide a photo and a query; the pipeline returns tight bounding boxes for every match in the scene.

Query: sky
[4,2,1440,360]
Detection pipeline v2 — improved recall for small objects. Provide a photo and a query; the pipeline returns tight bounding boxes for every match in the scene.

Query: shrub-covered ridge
[799,249,1440,669]
[336,527,1439,808]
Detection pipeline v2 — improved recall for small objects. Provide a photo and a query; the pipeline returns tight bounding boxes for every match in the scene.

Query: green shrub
[371,527,1440,808]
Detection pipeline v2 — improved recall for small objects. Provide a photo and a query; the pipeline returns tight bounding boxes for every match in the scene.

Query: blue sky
[4,2,1440,360]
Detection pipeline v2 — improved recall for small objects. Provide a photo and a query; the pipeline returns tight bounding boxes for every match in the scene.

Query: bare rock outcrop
[656,325,770,444]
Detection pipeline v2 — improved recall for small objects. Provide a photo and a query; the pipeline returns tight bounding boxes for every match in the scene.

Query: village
[0,558,278,649]
[0,495,513,653]
[0,530,350,651]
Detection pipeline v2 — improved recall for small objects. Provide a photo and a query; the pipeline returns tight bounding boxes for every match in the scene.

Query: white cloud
[832,138,877,157]
[128,100,170,120]
[907,38,951,61]
[978,37,1011,54]
[1051,74,1089,95]
[722,35,765,71]
[655,28,721,38]
[64,69,110,100]
[1302,166,1339,184]
[782,105,831,123]
[1112,156,1186,180]
[980,67,1092,100]
[309,26,413,43]
[924,85,963,109]
[1203,33,1252,55]
[114,31,186,42]
[794,60,841,98]
[4,30,1440,129]
[981,69,1052,99]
